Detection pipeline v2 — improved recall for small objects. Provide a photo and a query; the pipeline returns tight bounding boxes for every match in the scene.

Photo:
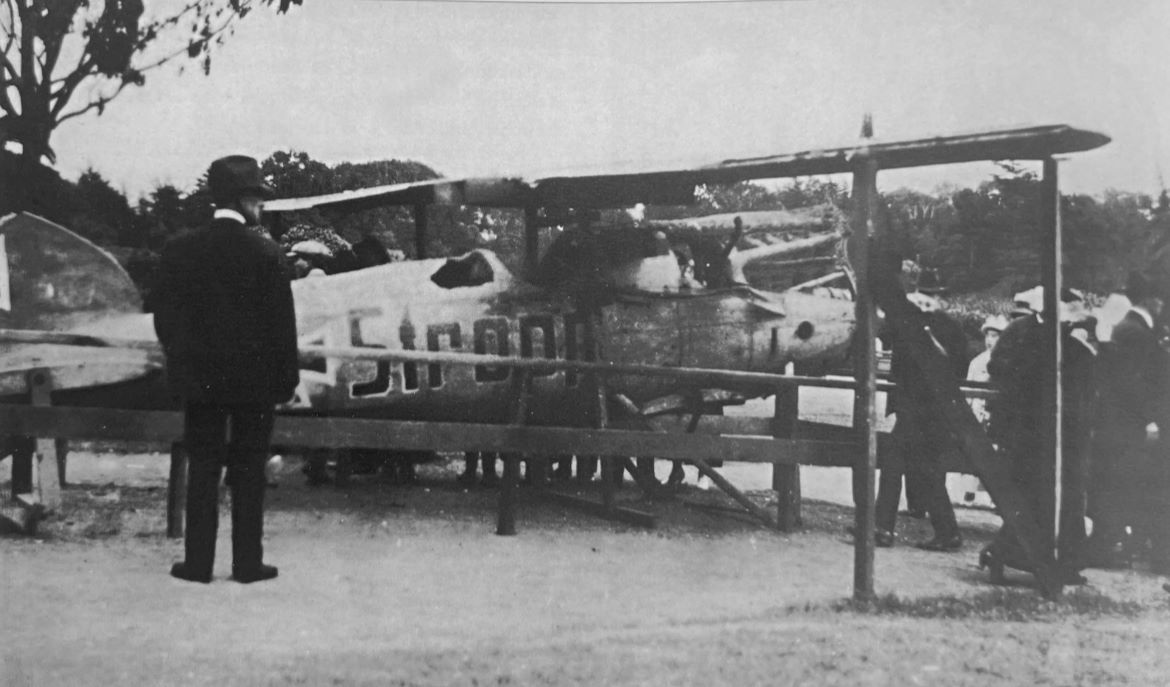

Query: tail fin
[0,212,142,332]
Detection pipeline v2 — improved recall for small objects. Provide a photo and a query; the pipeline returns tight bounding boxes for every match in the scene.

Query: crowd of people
[873,269,1168,586]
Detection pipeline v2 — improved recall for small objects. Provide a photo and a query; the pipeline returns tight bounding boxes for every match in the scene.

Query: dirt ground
[2,450,1170,687]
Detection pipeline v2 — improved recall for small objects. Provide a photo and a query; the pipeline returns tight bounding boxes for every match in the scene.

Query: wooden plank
[0,404,857,466]
[533,490,656,529]
[166,442,187,539]
[849,154,880,602]
[772,383,802,530]
[0,327,998,401]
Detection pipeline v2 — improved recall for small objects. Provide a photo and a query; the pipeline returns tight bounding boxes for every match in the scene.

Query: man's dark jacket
[887,309,970,420]
[152,217,299,405]
[1098,310,1164,446]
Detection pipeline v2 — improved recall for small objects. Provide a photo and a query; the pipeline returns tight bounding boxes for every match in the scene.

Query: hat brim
[243,183,275,199]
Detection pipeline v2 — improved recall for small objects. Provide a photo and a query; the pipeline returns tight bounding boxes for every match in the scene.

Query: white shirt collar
[213,208,247,224]
[1132,305,1155,330]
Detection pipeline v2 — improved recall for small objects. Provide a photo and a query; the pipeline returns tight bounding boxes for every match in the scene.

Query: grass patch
[828,588,1147,622]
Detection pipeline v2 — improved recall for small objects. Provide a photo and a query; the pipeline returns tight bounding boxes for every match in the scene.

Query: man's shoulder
[1113,314,1154,346]
[238,227,285,263]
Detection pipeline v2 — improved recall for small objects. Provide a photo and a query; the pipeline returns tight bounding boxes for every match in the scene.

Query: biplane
[0,124,1108,428]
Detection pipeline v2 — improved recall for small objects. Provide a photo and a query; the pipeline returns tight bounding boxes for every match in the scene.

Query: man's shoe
[232,564,278,584]
[916,535,963,552]
[170,562,211,584]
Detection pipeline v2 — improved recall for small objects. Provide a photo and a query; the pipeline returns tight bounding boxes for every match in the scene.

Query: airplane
[0,124,1109,440]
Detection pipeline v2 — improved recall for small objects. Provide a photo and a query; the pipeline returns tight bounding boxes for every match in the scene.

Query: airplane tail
[0,212,143,332]
[0,213,159,396]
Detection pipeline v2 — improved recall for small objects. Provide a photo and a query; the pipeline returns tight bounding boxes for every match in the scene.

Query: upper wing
[264,124,1110,213]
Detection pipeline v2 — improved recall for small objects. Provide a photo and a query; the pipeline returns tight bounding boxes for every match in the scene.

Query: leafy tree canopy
[1,0,301,214]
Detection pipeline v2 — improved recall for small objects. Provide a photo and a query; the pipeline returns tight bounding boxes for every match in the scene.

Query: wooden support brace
[0,494,43,535]
[692,457,778,530]
[497,370,531,536]
[9,435,33,498]
[772,382,802,531]
[166,442,187,539]
[621,457,665,498]
[29,370,61,512]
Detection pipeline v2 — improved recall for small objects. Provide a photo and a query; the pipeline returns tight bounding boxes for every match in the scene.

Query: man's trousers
[875,415,959,538]
[182,402,275,577]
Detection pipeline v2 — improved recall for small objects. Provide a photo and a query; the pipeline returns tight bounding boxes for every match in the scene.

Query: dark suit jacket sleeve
[267,253,300,401]
[1109,319,1159,426]
[151,241,187,356]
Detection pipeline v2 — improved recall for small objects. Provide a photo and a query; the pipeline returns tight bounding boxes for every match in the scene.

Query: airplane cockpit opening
[430,251,496,289]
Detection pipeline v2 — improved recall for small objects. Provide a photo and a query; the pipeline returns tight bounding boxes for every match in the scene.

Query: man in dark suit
[1090,272,1165,568]
[874,293,970,550]
[153,155,299,584]
[982,287,1096,582]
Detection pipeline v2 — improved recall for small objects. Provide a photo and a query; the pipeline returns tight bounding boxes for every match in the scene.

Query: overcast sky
[50,0,1170,200]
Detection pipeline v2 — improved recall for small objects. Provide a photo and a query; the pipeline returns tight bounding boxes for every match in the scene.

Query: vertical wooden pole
[849,156,880,602]
[167,441,187,539]
[772,376,802,531]
[413,204,429,260]
[498,370,531,536]
[55,438,68,487]
[10,436,32,498]
[597,376,616,512]
[1039,158,1064,596]
[524,206,541,280]
[29,370,61,512]
[497,454,521,536]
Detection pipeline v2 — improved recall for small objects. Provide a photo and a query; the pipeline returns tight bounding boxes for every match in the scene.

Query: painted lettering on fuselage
[341,309,591,400]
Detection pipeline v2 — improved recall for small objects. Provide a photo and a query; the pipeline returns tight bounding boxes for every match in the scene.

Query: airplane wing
[264,124,1110,213]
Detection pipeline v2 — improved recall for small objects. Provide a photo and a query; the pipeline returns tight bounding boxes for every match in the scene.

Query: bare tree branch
[56,77,133,125]
[49,53,91,118]
[0,0,17,80]
[0,81,16,117]
[1,0,16,58]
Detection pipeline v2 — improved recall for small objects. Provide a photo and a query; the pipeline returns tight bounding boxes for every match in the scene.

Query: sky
[47,0,1170,201]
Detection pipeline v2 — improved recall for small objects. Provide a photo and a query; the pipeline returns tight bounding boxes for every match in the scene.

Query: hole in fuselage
[795,321,815,340]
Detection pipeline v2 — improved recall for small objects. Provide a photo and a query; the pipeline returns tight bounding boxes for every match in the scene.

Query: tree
[68,167,131,243]
[0,0,301,214]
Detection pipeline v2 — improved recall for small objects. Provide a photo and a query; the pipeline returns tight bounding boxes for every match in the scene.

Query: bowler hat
[208,155,273,204]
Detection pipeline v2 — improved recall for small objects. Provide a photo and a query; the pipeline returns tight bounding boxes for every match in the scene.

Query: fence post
[772,377,802,531]
[849,153,880,602]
